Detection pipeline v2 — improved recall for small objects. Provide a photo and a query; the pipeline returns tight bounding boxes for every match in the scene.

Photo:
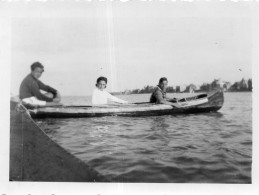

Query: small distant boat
[18,88,224,118]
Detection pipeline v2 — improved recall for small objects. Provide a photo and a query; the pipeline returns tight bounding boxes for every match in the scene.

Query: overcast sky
[10,1,253,96]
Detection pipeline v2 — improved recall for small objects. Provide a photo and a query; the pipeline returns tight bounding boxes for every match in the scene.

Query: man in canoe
[150,77,178,106]
[19,62,62,106]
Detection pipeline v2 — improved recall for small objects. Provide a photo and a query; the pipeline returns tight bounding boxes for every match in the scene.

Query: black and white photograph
[1,0,259,194]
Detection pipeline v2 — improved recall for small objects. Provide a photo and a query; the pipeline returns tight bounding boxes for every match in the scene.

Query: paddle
[168,102,180,108]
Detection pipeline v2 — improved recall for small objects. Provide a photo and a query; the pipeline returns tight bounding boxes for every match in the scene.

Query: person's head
[96,76,108,91]
[158,77,168,91]
[30,62,44,79]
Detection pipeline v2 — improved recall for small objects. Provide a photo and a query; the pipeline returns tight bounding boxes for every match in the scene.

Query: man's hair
[96,76,108,85]
[31,62,44,71]
[159,77,168,84]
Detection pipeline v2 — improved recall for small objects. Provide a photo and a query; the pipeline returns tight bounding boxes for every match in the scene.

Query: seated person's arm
[107,92,128,104]
[31,82,54,102]
[154,91,166,103]
[37,80,58,97]
[37,80,61,102]
[53,91,61,103]
[155,91,178,106]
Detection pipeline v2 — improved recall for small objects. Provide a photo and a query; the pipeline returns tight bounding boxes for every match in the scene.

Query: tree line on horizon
[122,78,252,94]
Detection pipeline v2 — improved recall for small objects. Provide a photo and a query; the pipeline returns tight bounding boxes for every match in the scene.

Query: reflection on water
[36,92,252,183]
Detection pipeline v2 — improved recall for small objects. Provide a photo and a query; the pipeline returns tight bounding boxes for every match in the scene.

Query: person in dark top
[19,62,62,106]
[150,77,178,106]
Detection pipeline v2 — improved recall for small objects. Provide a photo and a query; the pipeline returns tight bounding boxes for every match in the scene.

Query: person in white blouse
[92,76,128,105]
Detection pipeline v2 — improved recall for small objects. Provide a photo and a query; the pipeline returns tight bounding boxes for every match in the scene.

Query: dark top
[150,86,167,103]
[19,74,57,102]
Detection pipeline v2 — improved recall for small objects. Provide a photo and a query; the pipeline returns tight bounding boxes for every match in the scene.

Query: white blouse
[92,88,128,105]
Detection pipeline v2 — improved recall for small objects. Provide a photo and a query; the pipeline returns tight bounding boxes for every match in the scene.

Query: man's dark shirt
[150,86,167,103]
[19,74,57,102]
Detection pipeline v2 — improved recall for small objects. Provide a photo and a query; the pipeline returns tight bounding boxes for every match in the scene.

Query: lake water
[36,92,252,183]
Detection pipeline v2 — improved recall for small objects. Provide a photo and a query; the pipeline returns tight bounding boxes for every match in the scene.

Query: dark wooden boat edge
[10,101,109,182]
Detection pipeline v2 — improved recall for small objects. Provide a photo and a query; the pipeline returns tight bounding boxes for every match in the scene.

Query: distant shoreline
[111,90,252,95]
[110,78,252,95]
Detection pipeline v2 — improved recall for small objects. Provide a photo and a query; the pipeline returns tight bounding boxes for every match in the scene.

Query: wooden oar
[170,103,181,108]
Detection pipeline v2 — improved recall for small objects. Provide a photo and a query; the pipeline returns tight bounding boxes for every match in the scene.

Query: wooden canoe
[10,101,109,181]
[23,88,224,118]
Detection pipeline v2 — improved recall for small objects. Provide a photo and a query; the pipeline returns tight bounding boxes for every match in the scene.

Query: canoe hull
[10,103,108,181]
[27,88,224,118]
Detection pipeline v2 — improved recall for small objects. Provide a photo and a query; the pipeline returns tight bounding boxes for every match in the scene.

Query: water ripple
[38,92,252,183]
